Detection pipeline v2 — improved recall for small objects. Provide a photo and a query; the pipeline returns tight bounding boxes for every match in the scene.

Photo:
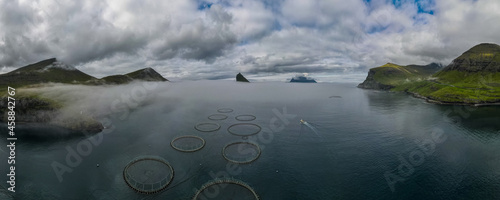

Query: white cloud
[1,0,500,81]
[226,0,275,41]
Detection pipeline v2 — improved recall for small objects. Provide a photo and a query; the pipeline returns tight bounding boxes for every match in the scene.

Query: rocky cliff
[236,73,250,82]
[357,69,395,90]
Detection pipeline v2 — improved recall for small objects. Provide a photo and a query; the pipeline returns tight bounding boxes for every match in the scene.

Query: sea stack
[236,73,250,82]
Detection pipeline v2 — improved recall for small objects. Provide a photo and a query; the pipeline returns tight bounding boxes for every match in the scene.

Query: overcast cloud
[0,0,499,81]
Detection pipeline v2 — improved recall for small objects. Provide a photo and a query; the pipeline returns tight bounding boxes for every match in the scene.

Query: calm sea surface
[1,81,500,199]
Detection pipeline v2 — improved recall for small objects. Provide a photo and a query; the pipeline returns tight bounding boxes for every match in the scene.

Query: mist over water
[1,81,500,199]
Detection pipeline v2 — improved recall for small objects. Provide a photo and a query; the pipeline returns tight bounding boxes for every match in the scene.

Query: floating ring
[195,123,221,132]
[217,108,234,113]
[208,114,228,120]
[170,135,206,152]
[227,123,261,136]
[235,114,256,121]
[123,156,174,194]
[193,178,259,200]
[222,141,261,164]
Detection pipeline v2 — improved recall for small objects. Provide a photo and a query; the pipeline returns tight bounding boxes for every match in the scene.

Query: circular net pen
[123,156,174,194]
[195,122,221,132]
[235,114,257,121]
[193,178,259,200]
[171,135,206,152]
[208,114,228,120]
[217,108,234,113]
[222,142,261,164]
[227,123,261,137]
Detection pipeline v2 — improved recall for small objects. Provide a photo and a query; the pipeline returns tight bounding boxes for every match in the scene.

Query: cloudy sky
[0,0,499,81]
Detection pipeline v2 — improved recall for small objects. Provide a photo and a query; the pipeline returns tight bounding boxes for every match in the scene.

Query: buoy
[97,164,99,167]
[276,170,278,173]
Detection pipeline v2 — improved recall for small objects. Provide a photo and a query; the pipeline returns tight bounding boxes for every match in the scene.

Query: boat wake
[295,119,323,143]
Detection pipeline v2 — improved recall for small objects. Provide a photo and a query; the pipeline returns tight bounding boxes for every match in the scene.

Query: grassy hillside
[393,71,500,103]
[0,58,168,133]
[125,67,168,81]
[358,63,441,90]
[373,63,436,84]
[101,67,168,84]
[0,58,168,87]
[101,74,133,84]
[0,58,98,88]
[361,43,500,105]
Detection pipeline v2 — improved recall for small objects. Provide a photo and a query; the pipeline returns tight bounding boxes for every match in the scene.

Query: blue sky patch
[197,1,213,10]
[364,0,434,14]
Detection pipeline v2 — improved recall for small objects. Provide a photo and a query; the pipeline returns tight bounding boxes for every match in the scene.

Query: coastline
[406,91,500,107]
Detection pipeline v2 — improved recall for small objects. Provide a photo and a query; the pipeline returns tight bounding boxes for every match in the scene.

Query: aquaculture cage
[222,141,261,164]
[227,123,261,136]
[195,122,221,132]
[235,114,257,121]
[217,108,234,113]
[171,135,206,152]
[208,114,228,120]
[193,178,259,200]
[123,156,174,194]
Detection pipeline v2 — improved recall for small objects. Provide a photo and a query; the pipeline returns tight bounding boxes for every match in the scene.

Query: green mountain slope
[0,58,169,87]
[101,74,134,84]
[0,58,169,134]
[125,67,168,82]
[358,63,441,90]
[101,67,168,84]
[0,58,98,87]
[359,43,500,105]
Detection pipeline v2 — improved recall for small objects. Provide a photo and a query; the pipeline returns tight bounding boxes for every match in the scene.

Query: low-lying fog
[22,80,347,127]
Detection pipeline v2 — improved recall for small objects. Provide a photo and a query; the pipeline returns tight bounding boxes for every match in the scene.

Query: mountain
[0,58,98,87]
[236,73,250,82]
[125,67,168,81]
[438,43,500,73]
[102,68,168,84]
[100,75,134,84]
[358,63,441,90]
[432,43,500,87]
[358,43,500,105]
[0,58,168,87]
[0,58,168,134]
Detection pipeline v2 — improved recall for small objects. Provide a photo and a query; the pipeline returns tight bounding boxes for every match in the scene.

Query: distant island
[236,73,250,82]
[358,43,500,106]
[290,74,317,83]
[0,58,168,135]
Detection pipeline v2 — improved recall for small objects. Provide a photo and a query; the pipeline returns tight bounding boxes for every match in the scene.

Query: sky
[0,0,499,81]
